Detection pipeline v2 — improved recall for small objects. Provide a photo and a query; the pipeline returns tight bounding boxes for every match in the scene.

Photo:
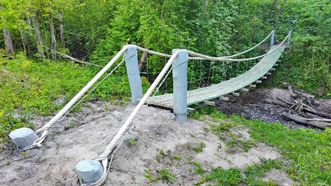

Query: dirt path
[0,101,286,186]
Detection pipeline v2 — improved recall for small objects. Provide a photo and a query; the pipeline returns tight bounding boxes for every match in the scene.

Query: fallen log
[304,108,331,119]
[273,98,331,119]
[56,52,102,68]
[282,113,331,129]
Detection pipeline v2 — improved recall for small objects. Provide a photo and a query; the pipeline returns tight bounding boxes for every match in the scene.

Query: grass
[190,107,331,185]
[144,168,177,184]
[0,54,150,143]
[192,142,206,153]
[202,168,243,185]
[125,138,138,146]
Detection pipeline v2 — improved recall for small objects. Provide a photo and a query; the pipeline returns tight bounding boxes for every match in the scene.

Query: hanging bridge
[147,44,286,109]
[9,30,292,186]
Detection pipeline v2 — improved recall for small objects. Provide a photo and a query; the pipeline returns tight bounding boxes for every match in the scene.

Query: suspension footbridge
[9,30,292,186]
[147,44,286,109]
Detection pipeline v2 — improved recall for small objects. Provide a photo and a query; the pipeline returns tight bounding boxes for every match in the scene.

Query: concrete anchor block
[76,160,103,184]
[9,127,38,149]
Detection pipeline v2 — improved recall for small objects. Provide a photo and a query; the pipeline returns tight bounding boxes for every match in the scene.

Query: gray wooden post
[270,30,276,48]
[124,45,143,104]
[287,30,293,46]
[172,49,188,122]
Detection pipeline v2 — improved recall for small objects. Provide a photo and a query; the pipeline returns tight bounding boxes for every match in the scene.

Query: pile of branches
[269,85,331,129]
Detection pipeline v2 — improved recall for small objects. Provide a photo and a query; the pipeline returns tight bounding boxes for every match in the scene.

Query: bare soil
[215,88,331,129]
[0,100,291,186]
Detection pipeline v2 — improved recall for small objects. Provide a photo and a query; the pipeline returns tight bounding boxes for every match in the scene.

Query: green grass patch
[202,168,243,185]
[192,142,206,153]
[191,107,331,185]
[144,168,177,184]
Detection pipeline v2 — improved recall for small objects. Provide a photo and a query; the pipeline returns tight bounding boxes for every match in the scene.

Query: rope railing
[225,30,273,58]
[187,31,291,62]
[136,30,277,61]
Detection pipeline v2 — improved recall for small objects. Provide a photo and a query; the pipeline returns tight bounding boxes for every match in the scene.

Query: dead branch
[282,113,331,129]
[56,52,102,68]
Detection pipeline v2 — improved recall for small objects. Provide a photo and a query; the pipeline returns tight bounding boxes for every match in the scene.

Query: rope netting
[144,30,281,97]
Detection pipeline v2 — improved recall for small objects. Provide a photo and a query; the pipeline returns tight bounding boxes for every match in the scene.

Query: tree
[49,9,56,60]
[58,12,65,48]
[3,28,14,55]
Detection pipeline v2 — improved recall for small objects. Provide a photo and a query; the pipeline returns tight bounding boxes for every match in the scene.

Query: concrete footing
[75,160,103,183]
[9,127,38,149]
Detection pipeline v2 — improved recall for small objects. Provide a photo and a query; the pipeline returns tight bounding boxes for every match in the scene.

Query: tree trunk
[50,13,57,60]
[139,51,147,71]
[20,29,30,55]
[58,12,65,48]
[31,14,45,59]
[21,17,31,55]
[3,28,14,55]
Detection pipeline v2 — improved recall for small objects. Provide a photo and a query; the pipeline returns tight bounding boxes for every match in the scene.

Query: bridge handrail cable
[136,30,275,61]
[187,32,290,62]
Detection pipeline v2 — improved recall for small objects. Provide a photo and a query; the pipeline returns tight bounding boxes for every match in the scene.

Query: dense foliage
[1,0,329,96]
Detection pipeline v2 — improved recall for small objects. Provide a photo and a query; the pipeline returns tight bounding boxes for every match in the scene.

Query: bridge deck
[147,45,286,109]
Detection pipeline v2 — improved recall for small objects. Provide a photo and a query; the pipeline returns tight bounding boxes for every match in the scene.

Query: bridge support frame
[172,49,188,122]
[124,45,143,104]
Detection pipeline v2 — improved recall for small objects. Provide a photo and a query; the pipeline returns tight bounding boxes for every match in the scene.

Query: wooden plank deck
[147,45,286,109]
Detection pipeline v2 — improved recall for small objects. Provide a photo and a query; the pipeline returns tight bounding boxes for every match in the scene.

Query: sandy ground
[0,101,294,186]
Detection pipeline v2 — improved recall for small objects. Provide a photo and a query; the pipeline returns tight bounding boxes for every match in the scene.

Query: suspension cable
[187,32,290,62]
[135,30,276,61]
[225,31,273,58]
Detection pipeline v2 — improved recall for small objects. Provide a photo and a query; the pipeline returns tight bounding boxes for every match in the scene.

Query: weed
[192,142,206,153]
[190,161,205,175]
[125,138,138,146]
[65,122,77,130]
[173,155,182,161]
[202,168,243,185]
[21,151,29,158]
[144,169,158,183]
[245,160,282,185]
[157,168,177,183]
[145,168,177,184]
[156,149,168,162]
